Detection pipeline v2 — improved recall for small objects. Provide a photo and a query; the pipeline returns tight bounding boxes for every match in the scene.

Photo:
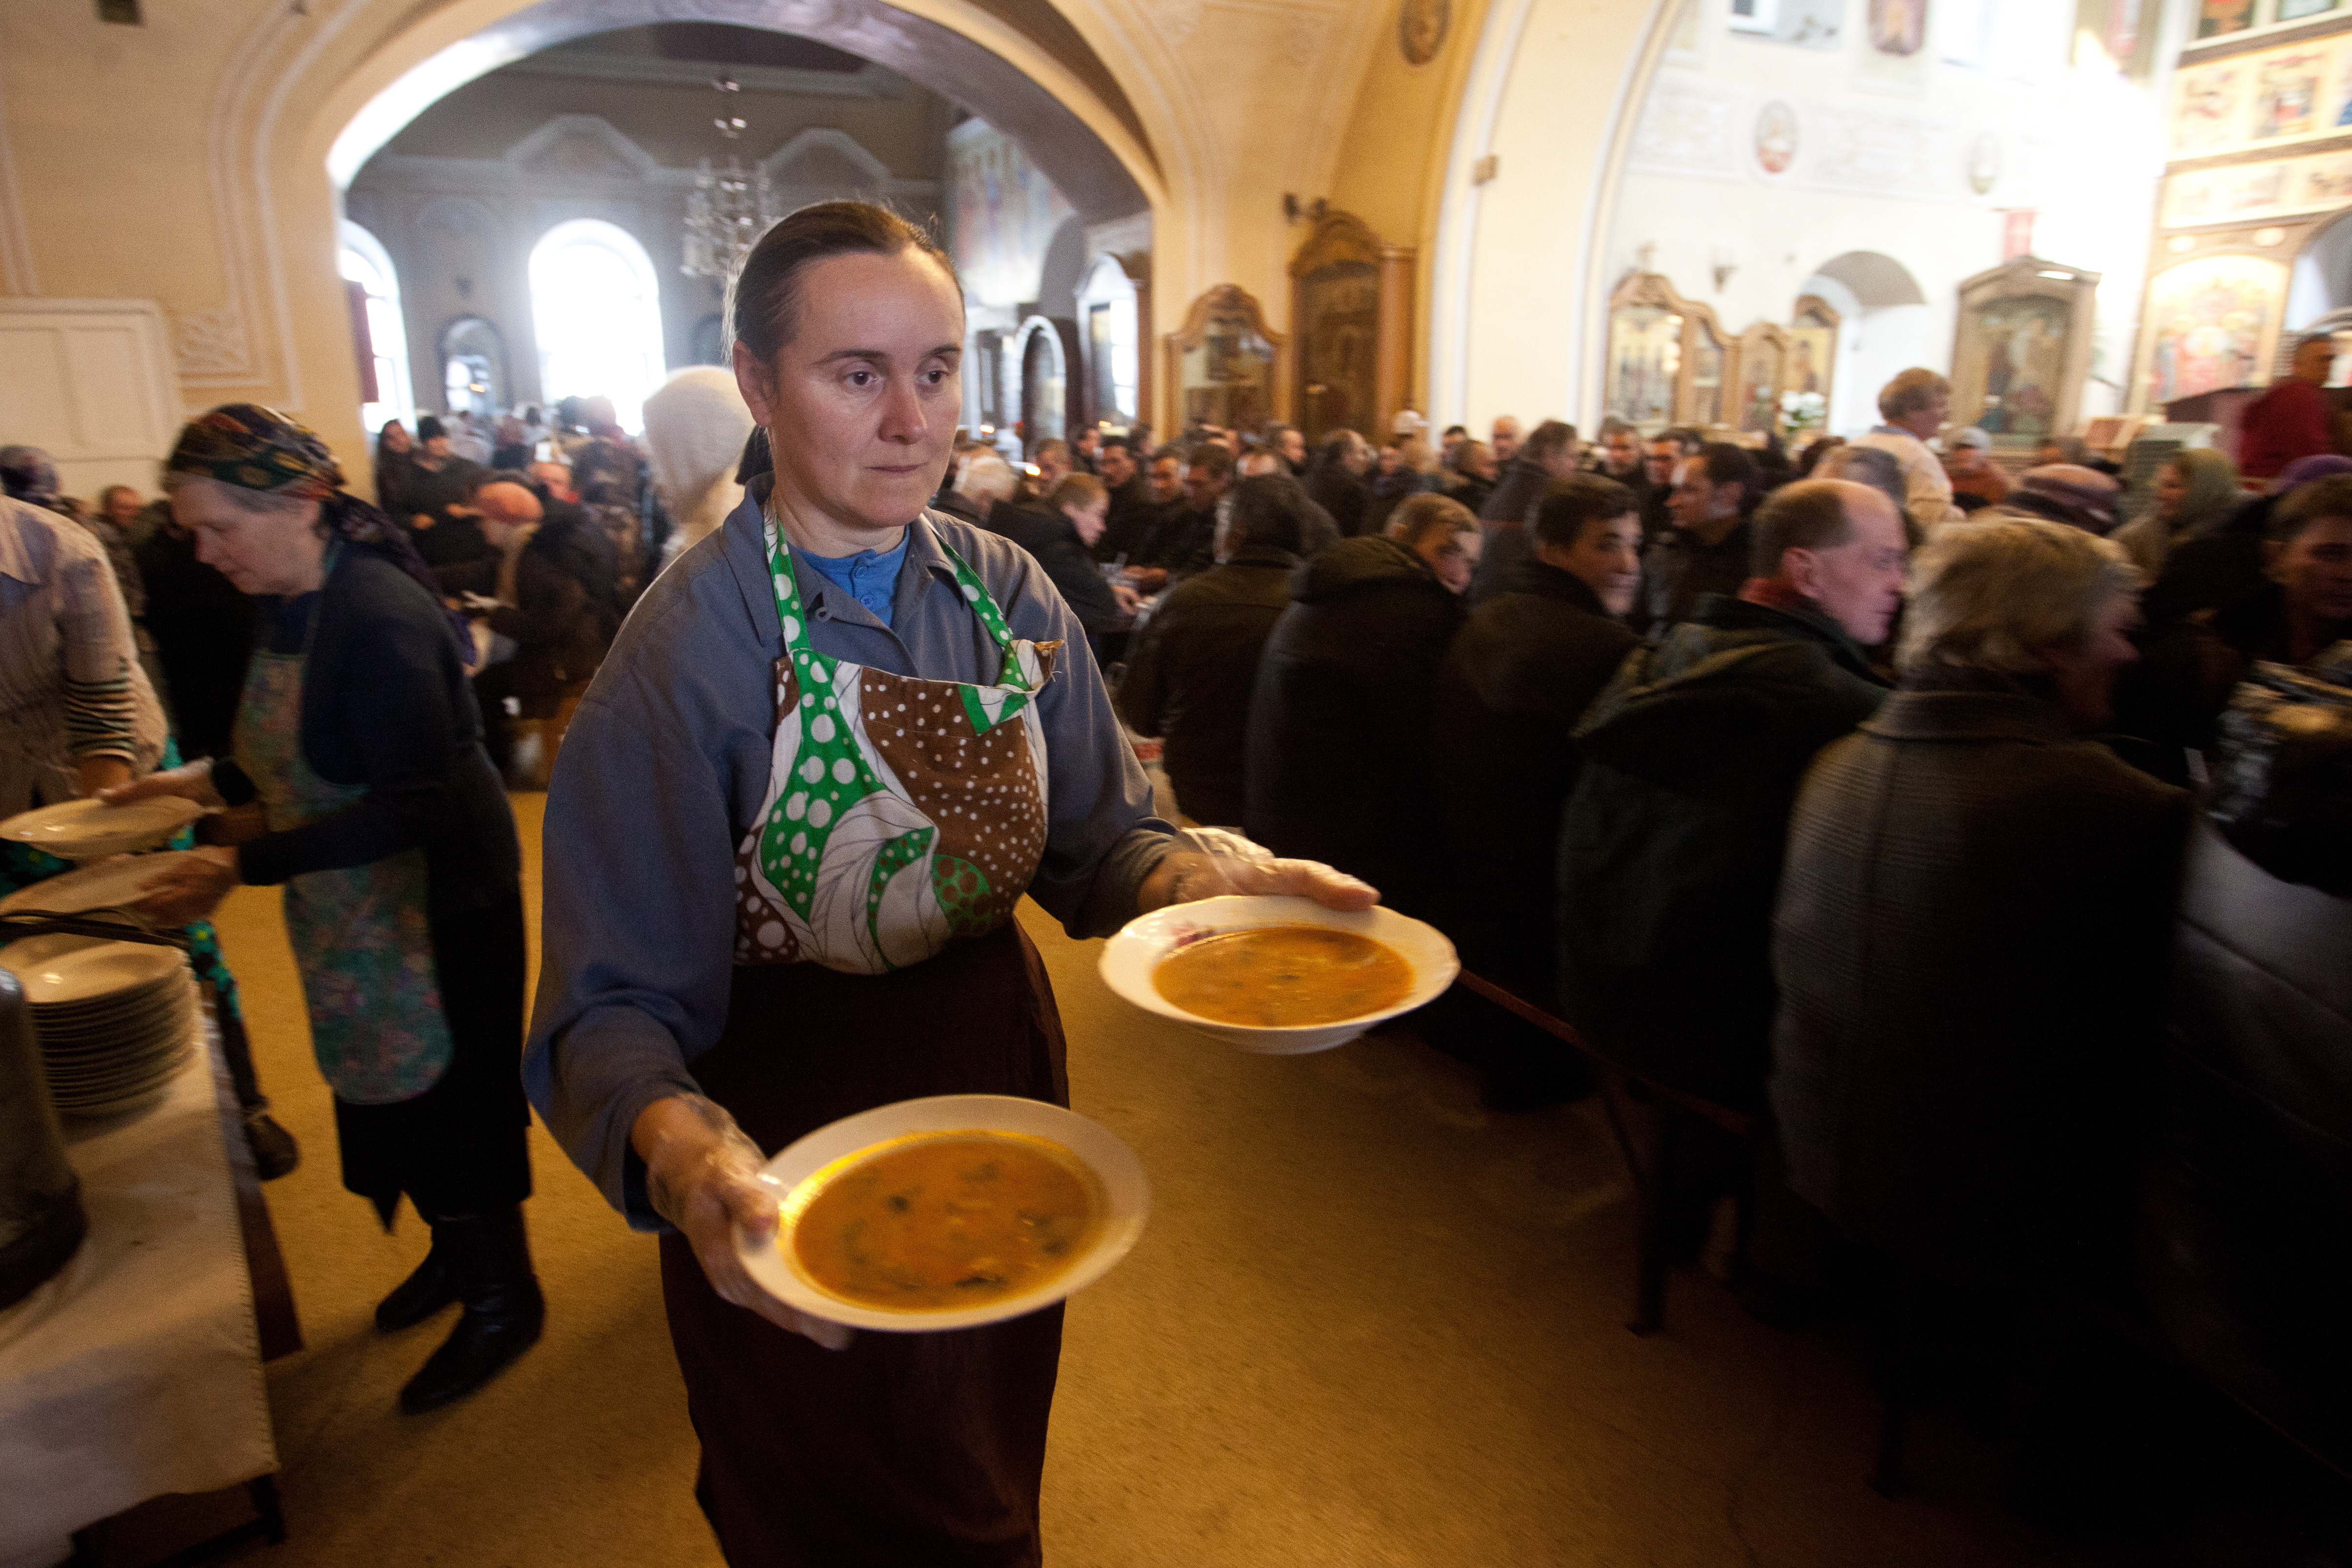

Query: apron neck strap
[762,515,1032,692]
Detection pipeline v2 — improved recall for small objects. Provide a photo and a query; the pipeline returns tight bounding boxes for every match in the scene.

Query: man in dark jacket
[1304,431,1374,537]
[1133,443,1231,581]
[468,481,615,777]
[1556,478,1907,1112]
[1117,476,1314,826]
[1467,419,1581,605]
[1245,507,1473,917]
[1640,441,1758,632]
[1092,437,1153,563]
[1434,474,1643,1106]
[1444,439,1498,517]
[397,415,486,533]
[1639,428,1701,542]
[989,475,1135,655]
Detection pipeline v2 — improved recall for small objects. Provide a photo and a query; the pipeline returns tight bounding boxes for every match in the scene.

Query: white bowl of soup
[735,1094,1151,1332]
[1099,895,1459,1054]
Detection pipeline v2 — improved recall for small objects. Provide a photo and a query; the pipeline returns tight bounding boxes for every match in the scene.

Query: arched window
[339,221,414,437]
[529,219,667,433]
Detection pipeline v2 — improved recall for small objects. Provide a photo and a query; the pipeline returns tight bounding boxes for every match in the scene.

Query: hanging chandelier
[681,82,777,282]
[682,157,777,281]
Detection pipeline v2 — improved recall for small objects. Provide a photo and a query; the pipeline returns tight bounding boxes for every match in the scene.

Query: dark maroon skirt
[659,919,1071,1568]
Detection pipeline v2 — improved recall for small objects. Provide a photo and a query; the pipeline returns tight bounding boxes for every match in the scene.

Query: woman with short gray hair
[1771,514,2189,1307]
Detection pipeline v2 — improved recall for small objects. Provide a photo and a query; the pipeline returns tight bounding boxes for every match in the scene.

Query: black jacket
[135,524,254,760]
[1639,519,1752,632]
[1135,503,1216,576]
[1306,464,1372,538]
[1094,476,1158,564]
[1115,545,1298,828]
[990,502,1125,635]
[2144,821,2352,1466]
[1434,561,1637,988]
[1245,536,1465,916]
[1468,457,1552,606]
[1555,594,1885,1107]
[212,546,520,918]
[484,517,619,703]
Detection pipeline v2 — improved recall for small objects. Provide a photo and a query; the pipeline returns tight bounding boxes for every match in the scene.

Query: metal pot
[0,966,85,1309]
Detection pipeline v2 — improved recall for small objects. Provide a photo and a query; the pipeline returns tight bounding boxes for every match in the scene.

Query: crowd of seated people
[1043,373,2352,1536]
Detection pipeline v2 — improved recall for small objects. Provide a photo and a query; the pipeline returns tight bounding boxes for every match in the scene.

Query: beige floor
[161,793,2296,1567]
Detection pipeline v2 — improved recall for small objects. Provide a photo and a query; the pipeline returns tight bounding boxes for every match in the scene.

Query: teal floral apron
[733,518,1060,974]
[233,558,453,1103]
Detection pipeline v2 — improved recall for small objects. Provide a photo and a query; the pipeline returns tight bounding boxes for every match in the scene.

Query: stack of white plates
[0,935,198,1119]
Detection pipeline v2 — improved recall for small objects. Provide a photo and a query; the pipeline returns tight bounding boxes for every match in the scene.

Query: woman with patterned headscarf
[106,403,541,1416]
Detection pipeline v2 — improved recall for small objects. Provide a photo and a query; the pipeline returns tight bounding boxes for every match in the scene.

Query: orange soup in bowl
[1152,924,1415,1027]
[791,1132,1100,1310]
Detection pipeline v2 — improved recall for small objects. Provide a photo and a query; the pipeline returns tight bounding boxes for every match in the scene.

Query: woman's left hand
[1140,827,1379,914]
[129,845,239,926]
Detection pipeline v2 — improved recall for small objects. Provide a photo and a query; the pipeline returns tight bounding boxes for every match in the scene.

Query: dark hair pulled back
[729,201,960,483]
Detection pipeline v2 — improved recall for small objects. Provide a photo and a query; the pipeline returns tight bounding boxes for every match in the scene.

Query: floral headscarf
[167,404,473,660]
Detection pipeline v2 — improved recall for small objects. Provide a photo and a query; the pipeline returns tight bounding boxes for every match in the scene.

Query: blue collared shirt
[795,533,910,625]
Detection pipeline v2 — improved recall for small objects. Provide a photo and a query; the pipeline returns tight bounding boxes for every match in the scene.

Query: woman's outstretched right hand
[631,1093,854,1351]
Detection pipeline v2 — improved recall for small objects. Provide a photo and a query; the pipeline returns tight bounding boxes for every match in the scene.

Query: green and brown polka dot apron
[733,520,1060,974]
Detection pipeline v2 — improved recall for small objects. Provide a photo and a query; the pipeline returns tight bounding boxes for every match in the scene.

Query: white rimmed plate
[734,1093,1150,1333]
[0,852,203,917]
[0,797,205,859]
[0,935,187,1004]
[1098,895,1460,1055]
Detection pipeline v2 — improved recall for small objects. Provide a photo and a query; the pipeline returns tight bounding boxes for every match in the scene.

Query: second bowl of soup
[1098,895,1458,1053]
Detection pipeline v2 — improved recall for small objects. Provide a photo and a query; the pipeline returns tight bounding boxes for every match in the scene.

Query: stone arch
[1801,252,1933,436]
[1011,313,1069,446]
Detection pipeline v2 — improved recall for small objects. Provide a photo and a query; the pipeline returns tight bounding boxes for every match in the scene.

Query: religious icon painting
[2254,50,2329,142]
[1858,0,1930,90]
[1753,100,1799,178]
[2197,0,2254,37]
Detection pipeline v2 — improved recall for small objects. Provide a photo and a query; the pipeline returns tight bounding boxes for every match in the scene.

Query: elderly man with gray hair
[1772,516,2190,1317]
[1851,367,1966,535]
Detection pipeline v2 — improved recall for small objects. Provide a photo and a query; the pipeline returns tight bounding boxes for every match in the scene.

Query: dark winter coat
[1639,520,1753,633]
[1467,457,1552,607]
[2142,820,2352,1468]
[1433,560,1637,990]
[1245,535,1466,916]
[989,502,1125,635]
[1770,682,2190,1294]
[1554,594,1885,1108]
[1115,545,1297,828]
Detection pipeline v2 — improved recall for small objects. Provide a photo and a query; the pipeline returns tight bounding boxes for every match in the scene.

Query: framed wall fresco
[1728,321,1792,437]
[1950,257,2100,447]
[2134,253,2289,409]
[1165,284,1287,434]
[1603,272,1729,434]
[1788,294,1840,417]
[1290,212,1382,443]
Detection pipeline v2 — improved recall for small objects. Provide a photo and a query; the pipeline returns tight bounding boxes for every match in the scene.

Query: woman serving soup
[523,202,1372,1567]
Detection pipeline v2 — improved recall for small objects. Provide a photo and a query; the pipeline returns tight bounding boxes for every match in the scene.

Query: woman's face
[175,483,327,598]
[1415,526,1480,594]
[2271,515,2352,627]
[735,249,964,542]
[2155,461,2187,523]
[381,422,411,455]
[1558,513,1646,615]
[1063,497,1108,548]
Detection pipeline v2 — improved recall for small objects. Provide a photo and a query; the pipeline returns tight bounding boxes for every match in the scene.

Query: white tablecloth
[0,1027,276,1567]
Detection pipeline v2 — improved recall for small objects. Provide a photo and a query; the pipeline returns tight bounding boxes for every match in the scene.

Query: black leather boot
[375,1230,457,1332]
[397,1206,544,1415]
